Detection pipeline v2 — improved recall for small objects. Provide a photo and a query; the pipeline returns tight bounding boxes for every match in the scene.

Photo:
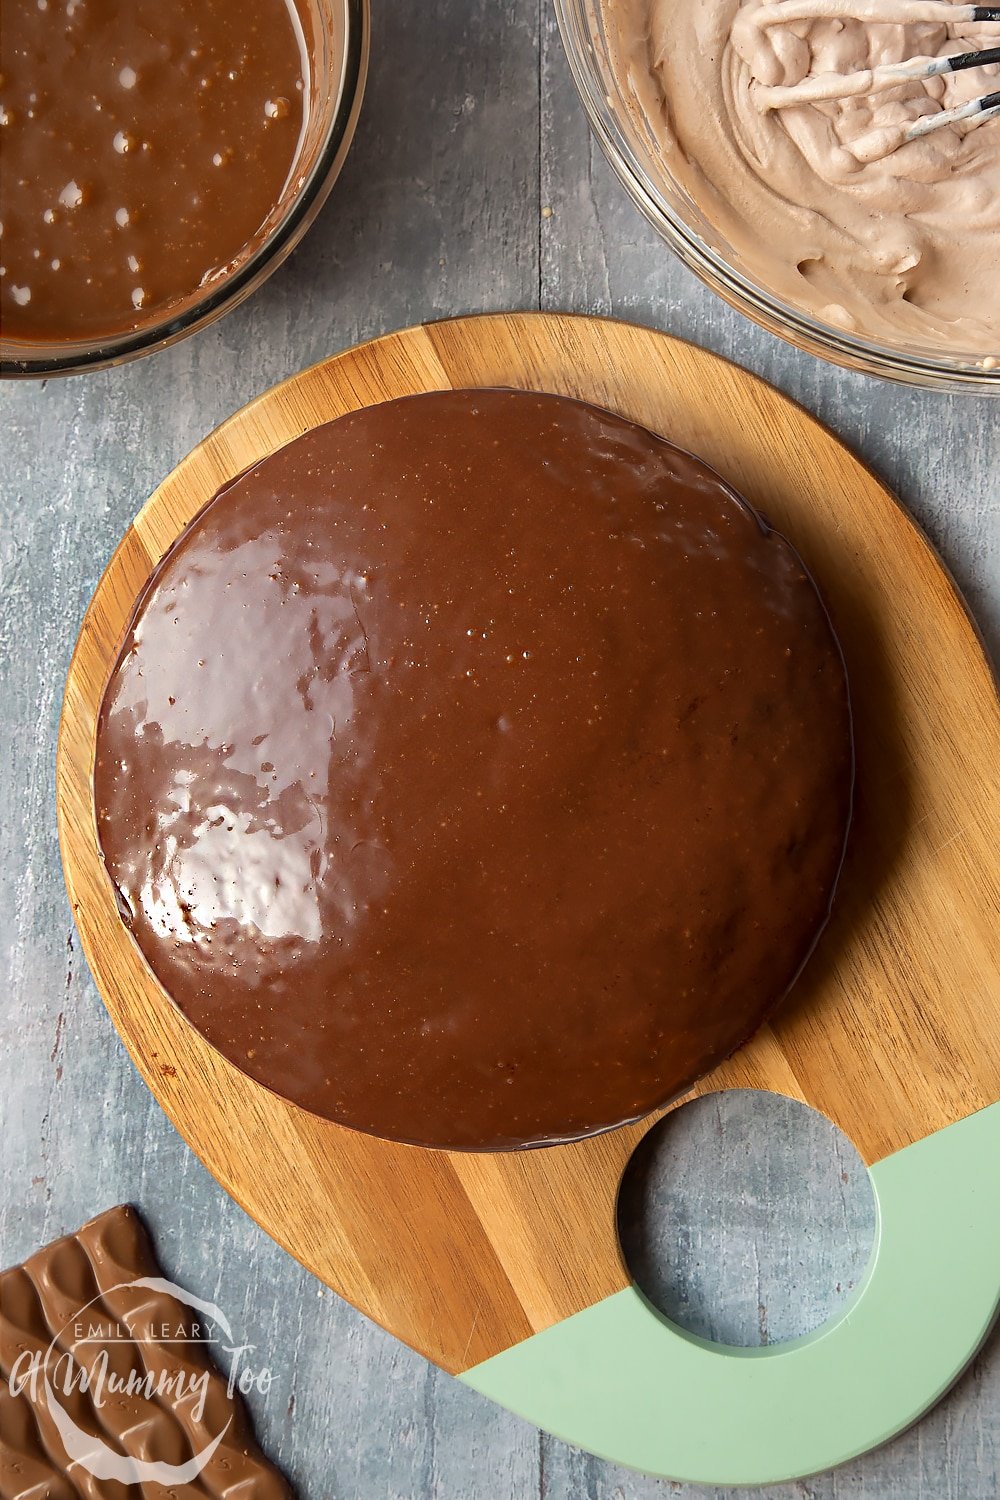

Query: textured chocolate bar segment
[0,1204,292,1498]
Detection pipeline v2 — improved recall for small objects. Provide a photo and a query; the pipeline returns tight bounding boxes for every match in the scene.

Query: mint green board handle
[460,1103,1000,1487]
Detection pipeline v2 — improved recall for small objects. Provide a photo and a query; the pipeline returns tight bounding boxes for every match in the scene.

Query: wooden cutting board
[57,314,1000,1486]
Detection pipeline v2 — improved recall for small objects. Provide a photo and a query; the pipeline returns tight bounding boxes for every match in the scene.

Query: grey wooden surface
[1,3,997,1496]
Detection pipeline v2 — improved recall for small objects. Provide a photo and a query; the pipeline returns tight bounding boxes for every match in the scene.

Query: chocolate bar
[1,1204,292,1497]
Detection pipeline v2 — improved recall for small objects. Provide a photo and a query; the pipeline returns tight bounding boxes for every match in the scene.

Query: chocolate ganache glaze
[94,389,852,1150]
[1,0,310,344]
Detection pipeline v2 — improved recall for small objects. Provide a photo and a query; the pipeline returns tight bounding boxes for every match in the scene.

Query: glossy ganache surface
[94,389,852,1149]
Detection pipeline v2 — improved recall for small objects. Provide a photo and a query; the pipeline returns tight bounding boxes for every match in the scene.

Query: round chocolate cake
[95,389,852,1149]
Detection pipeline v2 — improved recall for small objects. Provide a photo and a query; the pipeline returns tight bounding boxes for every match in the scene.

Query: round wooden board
[58,313,1000,1377]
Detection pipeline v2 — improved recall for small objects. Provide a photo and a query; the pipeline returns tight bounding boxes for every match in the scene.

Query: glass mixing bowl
[554,0,999,393]
[1,0,369,379]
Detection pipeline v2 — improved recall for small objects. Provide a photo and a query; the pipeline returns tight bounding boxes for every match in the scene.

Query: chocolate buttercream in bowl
[557,0,999,384]
[609,0,1000,354]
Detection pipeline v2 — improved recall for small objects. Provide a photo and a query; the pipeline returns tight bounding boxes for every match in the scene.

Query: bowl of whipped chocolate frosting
[93,388,853,1151]
[0,0,368,376]
[556,0,999,389]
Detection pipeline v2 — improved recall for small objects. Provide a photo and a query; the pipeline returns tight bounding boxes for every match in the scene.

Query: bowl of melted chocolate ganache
[0,0,367,375]
[94,389,853,1150]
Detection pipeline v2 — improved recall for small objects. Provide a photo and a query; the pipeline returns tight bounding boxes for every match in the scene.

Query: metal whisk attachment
[747,1,1000,158]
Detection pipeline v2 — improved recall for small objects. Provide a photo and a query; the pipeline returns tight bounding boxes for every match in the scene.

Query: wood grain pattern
[56,313,1000,1377]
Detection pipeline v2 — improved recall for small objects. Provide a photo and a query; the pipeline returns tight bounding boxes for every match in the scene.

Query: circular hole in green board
[617,1090,877,1347]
